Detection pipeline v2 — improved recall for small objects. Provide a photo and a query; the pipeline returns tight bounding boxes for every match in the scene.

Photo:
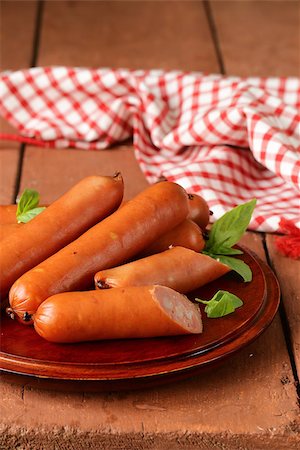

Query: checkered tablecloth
[0,67,299,232]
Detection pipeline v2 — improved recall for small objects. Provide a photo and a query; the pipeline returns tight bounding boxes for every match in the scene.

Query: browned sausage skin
[0,223,22,240]
[187,193,211,230]
[154,177,211,229]
[95,246,230,293]
[34,285,203,343]
[9,181,190,323]
[140,219,205,256]
[0,205,47,241]
[0,204,47,226]
[0,205,18,225]
[1,174,124,303]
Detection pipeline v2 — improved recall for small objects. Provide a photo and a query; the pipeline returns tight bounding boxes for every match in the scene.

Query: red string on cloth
[0,67,299,233]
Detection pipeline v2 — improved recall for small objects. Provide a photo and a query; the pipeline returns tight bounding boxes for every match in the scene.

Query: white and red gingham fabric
[0,67,299,232]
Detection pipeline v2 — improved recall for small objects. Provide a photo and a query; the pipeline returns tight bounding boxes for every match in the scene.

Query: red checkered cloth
[0,67,299,232]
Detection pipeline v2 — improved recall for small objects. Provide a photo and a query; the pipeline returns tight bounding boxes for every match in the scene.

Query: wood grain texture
[0,0,37,143]
[0,1,38,201]
[266,234,300,374]
[0,422,299,450]
[0,149,19,203]
[19,146,148,202]
[38,0,218,71]
[211,0,300,76]
[0,0,37,71]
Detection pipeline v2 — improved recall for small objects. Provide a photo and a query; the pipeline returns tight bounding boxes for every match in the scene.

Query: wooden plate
[0,247,280,391]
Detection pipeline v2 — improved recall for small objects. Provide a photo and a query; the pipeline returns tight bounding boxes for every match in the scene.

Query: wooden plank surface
[38,0,218,71]
[211,0,300,76]
[0,0,38,140]
[0,149,19,203]
[0,1,37,198]
[266,235,300,374]
[0,0,37,71]
[19,146,149,202]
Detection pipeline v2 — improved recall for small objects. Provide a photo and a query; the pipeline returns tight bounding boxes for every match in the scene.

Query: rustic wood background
[0,1,299,449]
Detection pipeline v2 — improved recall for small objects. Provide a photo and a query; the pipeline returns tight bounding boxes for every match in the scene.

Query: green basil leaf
[212,246,244,256]
[16,189,40,217]
[215,255,252,282]
[17,206,46,224]
[205,298,235,318]
[196,290,243,318]
[205,199,257,254]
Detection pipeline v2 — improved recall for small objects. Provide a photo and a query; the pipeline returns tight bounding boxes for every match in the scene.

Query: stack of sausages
[0,174,229,343]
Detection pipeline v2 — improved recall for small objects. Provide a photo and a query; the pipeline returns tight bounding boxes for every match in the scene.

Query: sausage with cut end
[9,181,190,323]
[1,174,124,302]
[95,246,230,292]
[187,193,211,230]
[34,285,203,343]
[140,219,205,257]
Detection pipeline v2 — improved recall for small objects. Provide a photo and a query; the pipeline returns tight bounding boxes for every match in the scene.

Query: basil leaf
[16,189,45,223]
[17,206,46,224]
[214,255,252,282]
[205,199,257,254]
[17,189,40,217]
[196,290,243,318]
[213,247,244,256]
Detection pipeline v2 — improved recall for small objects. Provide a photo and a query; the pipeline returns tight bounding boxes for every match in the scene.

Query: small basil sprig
[16,189,45,223]
[203,199,257,282]
[214,255,252,283]
[196,290,243,318]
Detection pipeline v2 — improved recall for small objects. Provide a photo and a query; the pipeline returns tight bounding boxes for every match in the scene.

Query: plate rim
[0,248,280,384]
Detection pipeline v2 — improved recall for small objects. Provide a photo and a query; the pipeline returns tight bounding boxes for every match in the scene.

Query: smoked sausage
[153,178,211,229]
[0,223,22,241]
[140,219,205,256]
[9,181,190,323]
[34,285,203,343]
[0,205,48,240]
[187,193,211,230]
[1,174,124,302]
[0,205,18,225]
[95,246,230,292]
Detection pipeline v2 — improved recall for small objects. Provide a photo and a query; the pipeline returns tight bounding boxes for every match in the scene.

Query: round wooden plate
[0,247,280,392]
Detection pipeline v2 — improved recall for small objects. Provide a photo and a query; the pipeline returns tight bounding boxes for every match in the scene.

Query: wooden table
[0,1,299,448]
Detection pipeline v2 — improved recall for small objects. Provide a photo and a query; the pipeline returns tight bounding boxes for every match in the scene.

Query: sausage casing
[0,223,22,241]
[34,285,203,343]
[0,205,18,225]
[1,174,124,301]
[9,181,190,322]
[95,246,230,293]
[141,219,205,256]
[187,193,210,230]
